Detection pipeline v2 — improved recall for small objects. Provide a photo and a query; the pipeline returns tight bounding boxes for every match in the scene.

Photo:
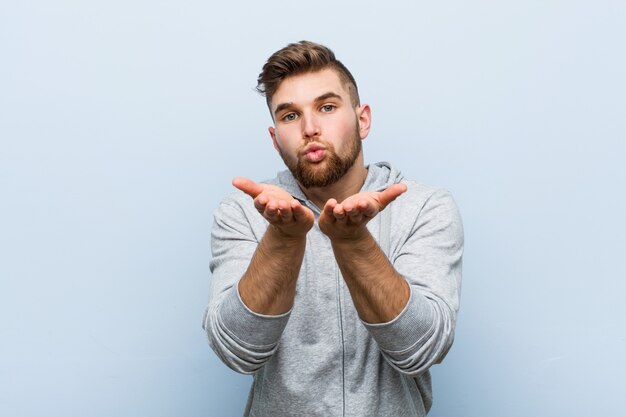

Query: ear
[356,104,372,140]
[268,126,279,151]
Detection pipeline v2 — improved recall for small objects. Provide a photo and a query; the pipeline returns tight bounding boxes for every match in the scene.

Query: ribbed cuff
[219,286,292,348]
[362,287,435,352]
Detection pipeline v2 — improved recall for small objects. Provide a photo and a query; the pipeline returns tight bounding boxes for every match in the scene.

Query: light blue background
[1,1,625,416]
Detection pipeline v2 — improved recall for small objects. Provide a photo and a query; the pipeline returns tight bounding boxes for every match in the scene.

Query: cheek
[274,127,300,152]
[332,115,359,138]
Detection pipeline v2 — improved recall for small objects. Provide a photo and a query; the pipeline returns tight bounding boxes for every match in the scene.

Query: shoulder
[215,189,253,216]
[396,179,459,214]
[388,178,463,242]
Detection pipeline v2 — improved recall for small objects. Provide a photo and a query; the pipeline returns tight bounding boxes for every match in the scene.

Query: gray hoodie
[203,162,464,417]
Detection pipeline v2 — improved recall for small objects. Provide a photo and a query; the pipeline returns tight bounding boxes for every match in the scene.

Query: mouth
[302,144,327,163]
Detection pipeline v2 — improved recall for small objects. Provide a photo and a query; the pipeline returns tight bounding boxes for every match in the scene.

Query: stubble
[279,124,362,189]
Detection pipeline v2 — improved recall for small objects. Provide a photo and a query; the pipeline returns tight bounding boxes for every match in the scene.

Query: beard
[279,124,362,189]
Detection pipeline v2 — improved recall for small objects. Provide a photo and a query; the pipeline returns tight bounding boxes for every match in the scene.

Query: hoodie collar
[269,161,404,202]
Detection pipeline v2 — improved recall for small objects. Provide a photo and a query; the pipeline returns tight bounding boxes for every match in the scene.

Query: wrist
[329,228,373,248]
[267,224,308,244]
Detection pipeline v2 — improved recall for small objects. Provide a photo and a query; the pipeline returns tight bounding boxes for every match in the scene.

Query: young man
[203,41,463,417]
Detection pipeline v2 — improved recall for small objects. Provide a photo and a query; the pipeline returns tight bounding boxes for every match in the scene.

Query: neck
[300,153,368,210]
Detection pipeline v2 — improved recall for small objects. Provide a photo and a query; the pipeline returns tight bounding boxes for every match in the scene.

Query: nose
[301,112,321,139]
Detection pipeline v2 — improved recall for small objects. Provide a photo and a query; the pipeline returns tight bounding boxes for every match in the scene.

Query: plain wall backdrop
[1,1,625,416]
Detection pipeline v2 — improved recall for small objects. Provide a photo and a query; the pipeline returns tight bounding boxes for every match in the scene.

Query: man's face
[268,68,371,189]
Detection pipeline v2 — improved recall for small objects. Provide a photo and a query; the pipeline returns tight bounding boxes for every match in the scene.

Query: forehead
[271,68,349,110]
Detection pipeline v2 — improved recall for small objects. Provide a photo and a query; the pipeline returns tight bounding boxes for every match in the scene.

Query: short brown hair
[256,40,360,109]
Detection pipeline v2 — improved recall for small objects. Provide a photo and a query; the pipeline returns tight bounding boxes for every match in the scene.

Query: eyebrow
[315,92,343,103]
[273,92,343,117]
[273,102,294,117]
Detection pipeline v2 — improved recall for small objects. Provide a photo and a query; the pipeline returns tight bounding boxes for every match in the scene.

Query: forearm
[238,225,306,315]
[330,230,409,323]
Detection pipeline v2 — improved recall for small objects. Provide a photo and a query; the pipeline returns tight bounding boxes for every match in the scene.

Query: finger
[356,198,378,218]
[323,199,337,215]
[332,202,347,220]
[347,209,363,223]
[263,202,280,222]
[333,210,346,220]
[342,198,353,211]
[319,199,338,222]
[378,183,407,208]
[277,200,293,221]
[342,200,356,215]
[253,195,269,213]
[232,177,264,199]
[291,200,309,222]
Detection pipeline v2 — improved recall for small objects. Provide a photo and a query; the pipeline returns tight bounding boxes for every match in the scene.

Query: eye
[282,113,298,121]
[320,104,335,112]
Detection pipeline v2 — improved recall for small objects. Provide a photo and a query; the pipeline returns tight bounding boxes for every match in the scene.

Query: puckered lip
[301,143,327,156]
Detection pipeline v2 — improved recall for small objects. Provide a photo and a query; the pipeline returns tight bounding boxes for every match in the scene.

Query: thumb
[232,177,264,198]
[378,183,407,209]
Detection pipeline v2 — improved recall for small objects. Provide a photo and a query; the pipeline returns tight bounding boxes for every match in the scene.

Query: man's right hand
[233,177,315,238]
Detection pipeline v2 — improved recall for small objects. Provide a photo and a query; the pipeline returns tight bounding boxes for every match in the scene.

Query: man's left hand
[318,183,407,241]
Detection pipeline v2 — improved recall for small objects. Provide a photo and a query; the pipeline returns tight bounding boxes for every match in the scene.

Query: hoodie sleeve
[363,188,464,376]
[202,198,292,374]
